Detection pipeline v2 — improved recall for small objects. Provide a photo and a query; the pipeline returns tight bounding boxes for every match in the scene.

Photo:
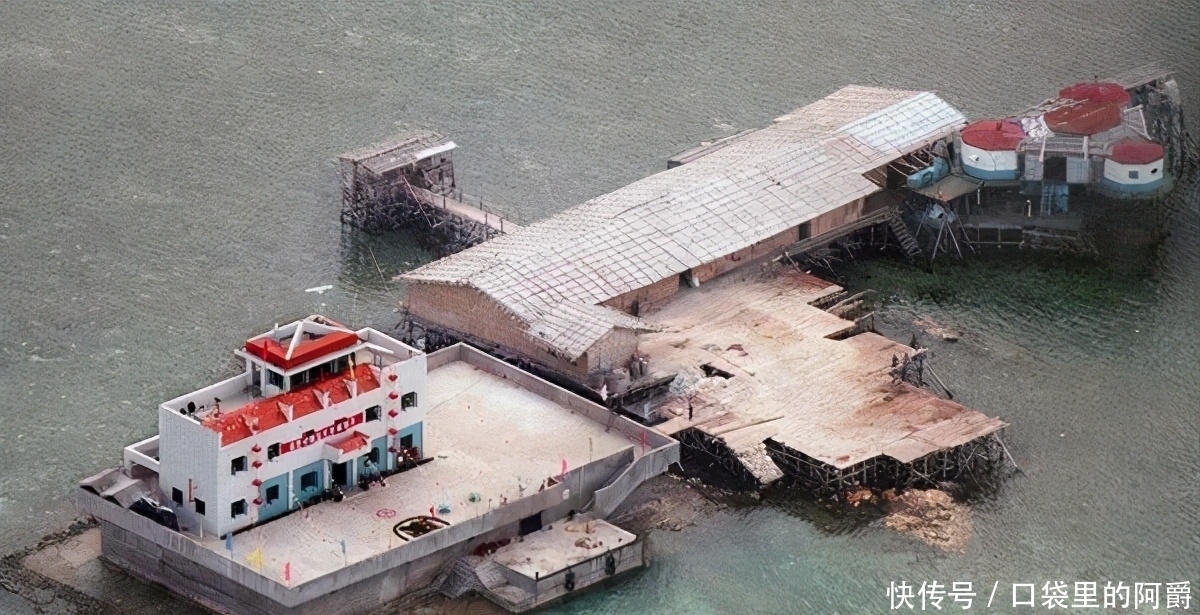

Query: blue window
[300,471,318,492]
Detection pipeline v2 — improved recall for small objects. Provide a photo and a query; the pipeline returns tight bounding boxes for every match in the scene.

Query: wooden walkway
[408,185,523,235]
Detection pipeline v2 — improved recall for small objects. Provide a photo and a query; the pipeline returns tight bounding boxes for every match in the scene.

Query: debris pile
[883,489,970,552]
[845,488,876,507]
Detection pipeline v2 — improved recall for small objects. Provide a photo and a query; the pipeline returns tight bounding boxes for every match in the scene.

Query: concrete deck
[644,266,1005,476]
[200,360,639,585]
[493,518,634,580]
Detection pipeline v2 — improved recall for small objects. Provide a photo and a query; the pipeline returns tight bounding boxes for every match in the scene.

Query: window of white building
[300,471,319,492]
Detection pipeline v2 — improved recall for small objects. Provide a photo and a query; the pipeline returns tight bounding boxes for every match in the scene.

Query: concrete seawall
[80,446,635,615]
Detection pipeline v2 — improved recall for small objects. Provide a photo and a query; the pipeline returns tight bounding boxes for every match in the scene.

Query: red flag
[429,505,435,517]
[560,458,568,478]
[283,562,291,582]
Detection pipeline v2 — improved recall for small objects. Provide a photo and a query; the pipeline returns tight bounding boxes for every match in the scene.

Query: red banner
[280,412,364,455]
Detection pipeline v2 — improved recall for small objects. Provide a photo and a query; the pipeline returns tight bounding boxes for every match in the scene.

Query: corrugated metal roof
[404,86,967,360]
[339,130,456,176]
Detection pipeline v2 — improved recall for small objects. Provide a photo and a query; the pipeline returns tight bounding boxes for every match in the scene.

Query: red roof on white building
[961,119,1025,151]
[1110,138,1164,164]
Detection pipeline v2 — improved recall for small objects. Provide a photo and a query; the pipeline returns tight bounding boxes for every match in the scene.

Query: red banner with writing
[280,412,365,455]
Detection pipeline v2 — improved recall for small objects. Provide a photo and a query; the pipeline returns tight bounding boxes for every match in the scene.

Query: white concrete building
[123,316,427,538]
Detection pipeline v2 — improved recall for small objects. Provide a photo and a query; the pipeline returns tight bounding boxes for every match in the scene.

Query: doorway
[1043,156,1067,182]
[331,461,352,489]
[519,512,543,536]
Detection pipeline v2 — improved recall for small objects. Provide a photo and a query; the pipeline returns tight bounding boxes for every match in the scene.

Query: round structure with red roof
[1102,138,1165,195]
[1044,101,1124,136]
[1110,139,1165,165]
[1042,81,1131,136]
[960,119,1025,180]
[1059,82,1131,106]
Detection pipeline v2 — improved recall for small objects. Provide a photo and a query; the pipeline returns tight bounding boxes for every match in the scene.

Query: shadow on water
[836,176,1200,317]
[336,227,434,293]
[758,482,887,537]
[757,464,1018,538]
[837,249,1160,317]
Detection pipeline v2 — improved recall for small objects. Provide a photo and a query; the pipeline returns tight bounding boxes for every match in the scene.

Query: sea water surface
[1,2,1197,613]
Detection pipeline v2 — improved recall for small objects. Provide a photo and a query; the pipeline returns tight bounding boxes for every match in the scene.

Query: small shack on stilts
[338,131,521,253]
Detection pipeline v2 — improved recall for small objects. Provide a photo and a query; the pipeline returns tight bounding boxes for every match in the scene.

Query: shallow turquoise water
[1,2,1197,613]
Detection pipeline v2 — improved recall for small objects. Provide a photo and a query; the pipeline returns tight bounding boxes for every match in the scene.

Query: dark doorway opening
[1043,156,1068,182]
[332,462,351,488]
[799,221,812,241]
[519,512,543,536]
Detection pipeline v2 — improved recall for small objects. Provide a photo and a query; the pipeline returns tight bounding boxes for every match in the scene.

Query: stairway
[887,212,924,260]
[1040,181,1069,215]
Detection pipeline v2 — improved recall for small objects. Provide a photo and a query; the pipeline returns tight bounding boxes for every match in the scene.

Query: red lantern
[388,446,397,453]
[387,409,399,418]
[252,478,263,487]
[252,460,263,469]
[253,497,264,506]
[388,427,398,435]
[388,373,398,382]
[388,391,399,400]
[251,444,262,453]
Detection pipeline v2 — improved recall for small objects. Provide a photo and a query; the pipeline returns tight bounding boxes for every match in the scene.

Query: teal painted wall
[292,459,325,504]
[258,472,290,522]
[398,422,423,457]
[372,436,389,472]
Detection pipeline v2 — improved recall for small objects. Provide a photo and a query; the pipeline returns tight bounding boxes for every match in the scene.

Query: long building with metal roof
[401,85,967,381]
